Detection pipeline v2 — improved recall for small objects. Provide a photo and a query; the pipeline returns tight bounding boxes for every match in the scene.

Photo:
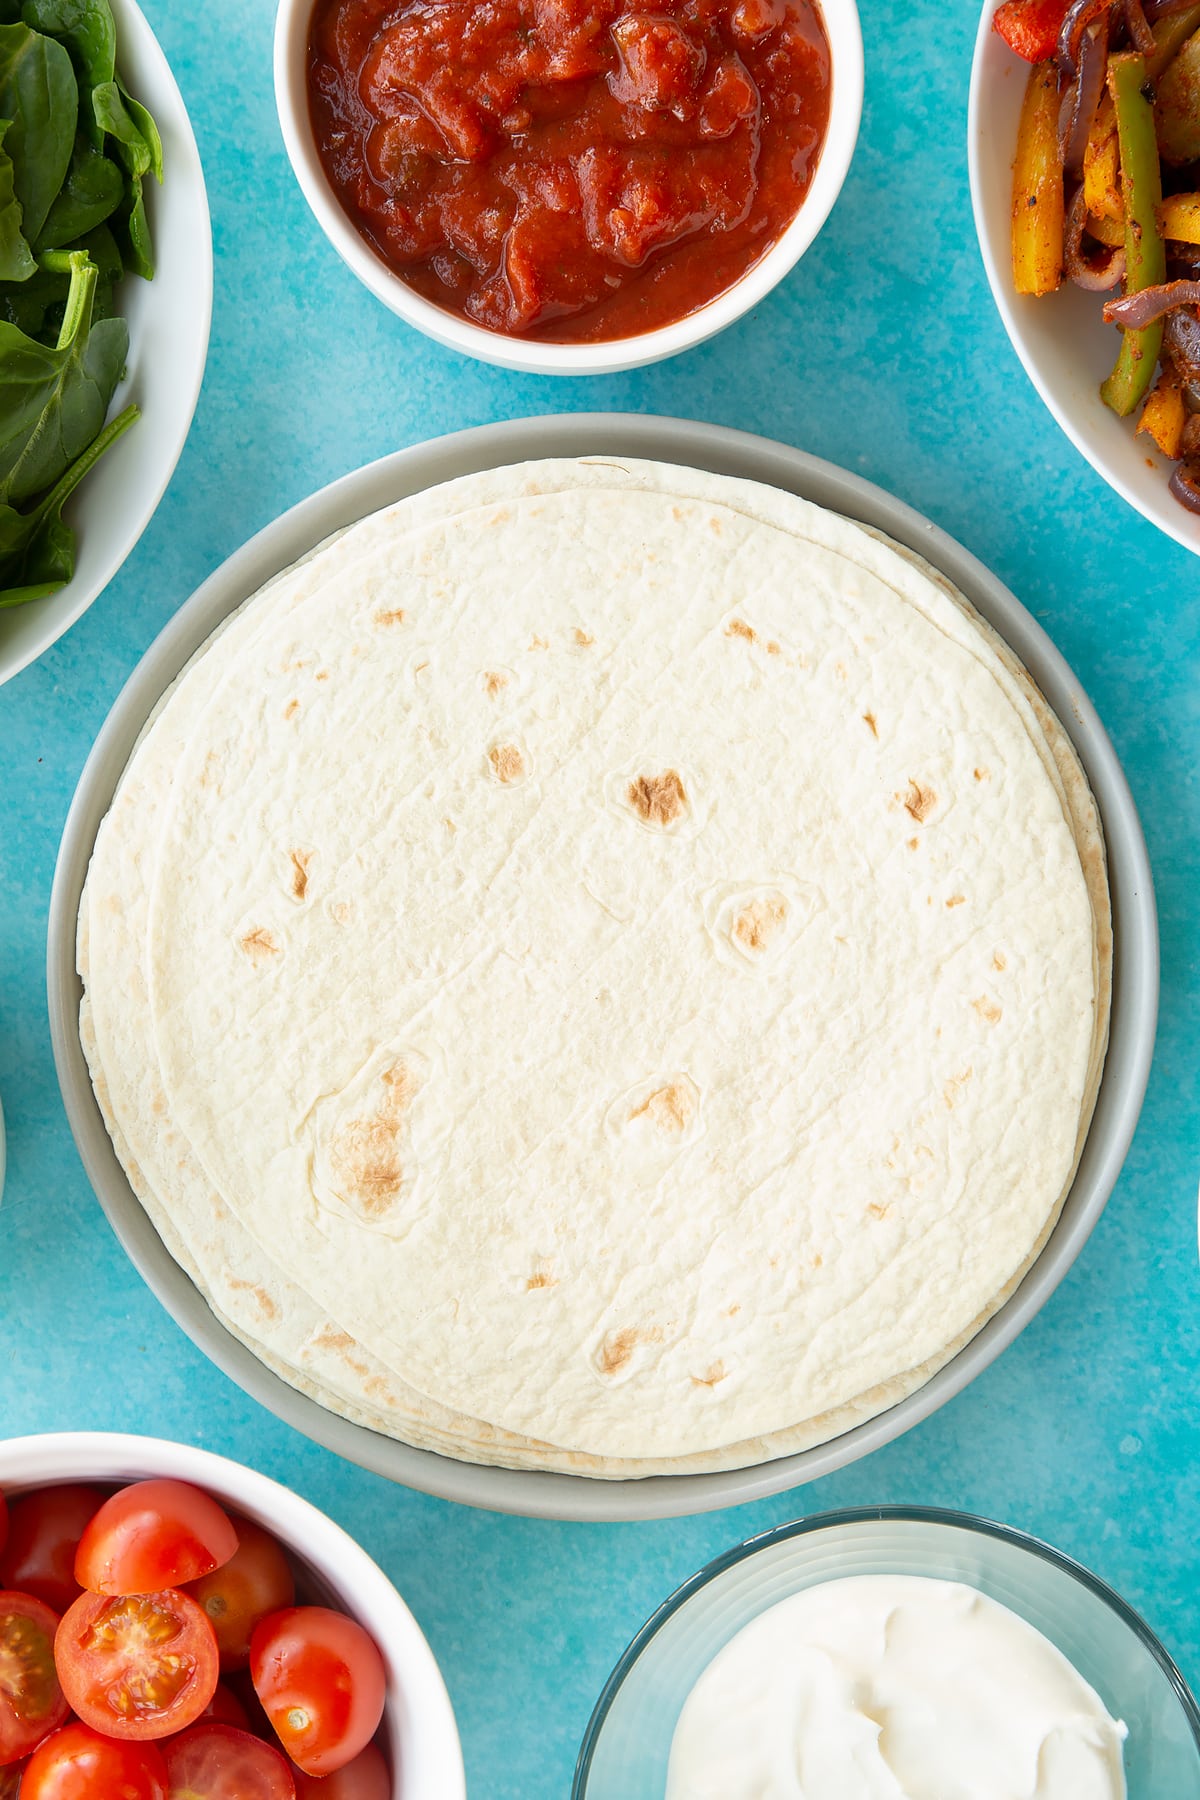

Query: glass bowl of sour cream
[573,1507,1200,1800]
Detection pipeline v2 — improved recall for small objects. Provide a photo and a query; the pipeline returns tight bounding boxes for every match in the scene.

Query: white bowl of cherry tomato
[0,1434,464,1800]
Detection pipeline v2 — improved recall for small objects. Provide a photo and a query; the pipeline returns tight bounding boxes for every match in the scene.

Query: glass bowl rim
[572,1503,1200,1794]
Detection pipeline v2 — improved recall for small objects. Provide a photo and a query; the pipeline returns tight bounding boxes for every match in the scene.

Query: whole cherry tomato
[75,1482,238,1596]
[161,1722,296,1800]
[55,1588,218,1740]
[249,1608,386,1777]
[185,1517,294,1671]
[291,1743,390,1800]
[19,1723,168,1800]
[0,1592,68,1764]
[0,1487,106,1614]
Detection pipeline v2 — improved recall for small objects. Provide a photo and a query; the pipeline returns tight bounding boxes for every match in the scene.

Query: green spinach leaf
[0,396,136,604]
[0,23,76,244]
[0,117,34,278]
[20,0,113,145]
[0,246,126,504]
[35,128,120,247]
[92,76,159,276]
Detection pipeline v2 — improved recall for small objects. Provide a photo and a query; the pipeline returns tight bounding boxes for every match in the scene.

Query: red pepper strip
[993,0,1074,62]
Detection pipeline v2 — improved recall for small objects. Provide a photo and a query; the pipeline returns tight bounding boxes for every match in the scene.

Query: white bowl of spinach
[0,0,210,684]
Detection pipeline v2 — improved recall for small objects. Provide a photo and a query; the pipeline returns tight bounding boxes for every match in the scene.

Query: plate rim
[0,0,215,685]
[47,412,1160,1522]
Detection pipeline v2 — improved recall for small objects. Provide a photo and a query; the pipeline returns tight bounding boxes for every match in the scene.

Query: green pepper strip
[1101,53,1166,418]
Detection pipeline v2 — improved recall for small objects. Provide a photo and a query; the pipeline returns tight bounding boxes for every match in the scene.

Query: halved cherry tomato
[19,1723,168,1800]
[0,1592,68,1765]
[0,1487,107,1615]
[55,1588,218,1740]
[0,1759,22,1798]
[249,1609,386,1778]
[992,0,1072,62]
[291,1743,390,1800]
[198,1680,250,1730]
[185,1518,294,1671]
[161,1723,296,1800]
[75,1482,238,1597]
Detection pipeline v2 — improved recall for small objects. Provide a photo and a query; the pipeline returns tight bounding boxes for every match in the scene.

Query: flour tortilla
[81,459,1109,1474]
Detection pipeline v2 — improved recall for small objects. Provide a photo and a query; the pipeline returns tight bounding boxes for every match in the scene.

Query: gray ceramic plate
[47,415,1159,1522]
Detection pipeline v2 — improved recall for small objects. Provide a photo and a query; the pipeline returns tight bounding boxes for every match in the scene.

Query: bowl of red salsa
[274,0,862,372]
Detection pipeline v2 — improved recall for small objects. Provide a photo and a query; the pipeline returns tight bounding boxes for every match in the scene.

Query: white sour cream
[665,1574,1127,1799]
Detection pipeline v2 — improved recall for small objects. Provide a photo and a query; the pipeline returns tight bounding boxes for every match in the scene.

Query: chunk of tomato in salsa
[307,0,832,341]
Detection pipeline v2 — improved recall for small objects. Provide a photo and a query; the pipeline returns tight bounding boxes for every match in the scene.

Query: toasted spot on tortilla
[733,894,787,954]
[240,927,281,962]
[284,699,300,721]
[527,1261,558,1291]
[867,1201,890,1219]
[946,894,966,909]
[972,995,1002,1024]
[993,951,1007,972]
[228,1277,278,1321]
[723,1302,741,1317]
[529,633,549,650]
[943,1067,974,1109]
[628,770,687,827]
[373,608,406,626]
[488,743,526,785]
[691,1362,727,1388]
[974,766,990,782]
[329,1067,413,1221]
[316,669,329,681]
[483,670,509,698]
[574,627,594,647]
[835,660,848,681]
[907,837,919,851]
[863,711,878,737]
[289,850,311,901]
[903,779,938,823]
[630,1081,697,1135]
[726,618,756,642]
[596,1325,660,1376]
[767,640,781,656]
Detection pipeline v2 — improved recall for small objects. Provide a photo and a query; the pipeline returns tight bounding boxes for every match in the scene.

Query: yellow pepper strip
[1137,367,1186,458]
[1146,6,1200,82]
[1089,209,1126,248]
[1012,61,1064,297]
[1156,193,1200,243]
[1084,97,1122,223]
[1101,54,1166,417]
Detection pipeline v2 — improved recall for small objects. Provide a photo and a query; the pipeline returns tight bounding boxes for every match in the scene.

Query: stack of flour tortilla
[79,458,1111,1478]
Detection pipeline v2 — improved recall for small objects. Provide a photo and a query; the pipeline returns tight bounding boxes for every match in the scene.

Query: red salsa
[307,0,833,342]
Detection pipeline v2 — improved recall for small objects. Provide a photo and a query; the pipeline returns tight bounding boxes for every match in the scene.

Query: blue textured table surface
[2,3,1198,1795]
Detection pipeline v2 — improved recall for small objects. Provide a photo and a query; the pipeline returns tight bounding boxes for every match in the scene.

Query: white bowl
[273,0,863,375]
[0,0,213,686]
[969,1,1200,556]
[574,1509,1200,1797]
[0,1432,465,1800]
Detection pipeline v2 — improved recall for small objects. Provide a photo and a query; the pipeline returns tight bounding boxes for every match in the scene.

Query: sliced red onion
[1182,413,1200,455]
[1183,379,1200,410]
[1060,19,1110,177]
[1124,0,1157,52]
[1104,279,1200,326]
[1057,0,1115,77]
[1165,305,1200,373]
[1169,460,1200,510]
[1064,183,1128,286]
